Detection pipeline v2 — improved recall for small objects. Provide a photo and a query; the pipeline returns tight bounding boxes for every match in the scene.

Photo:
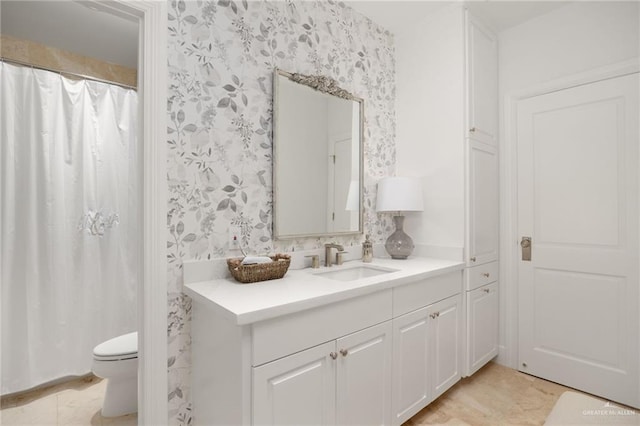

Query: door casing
[85,1,168,424]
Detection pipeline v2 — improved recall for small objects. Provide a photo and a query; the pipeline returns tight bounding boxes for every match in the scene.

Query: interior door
[328,136,353,232]
[517,73,639,407]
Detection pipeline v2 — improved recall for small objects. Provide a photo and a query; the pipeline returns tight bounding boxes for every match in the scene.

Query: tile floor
[408,362,576,425]
[0,362,617,426]
[1,375,136,426]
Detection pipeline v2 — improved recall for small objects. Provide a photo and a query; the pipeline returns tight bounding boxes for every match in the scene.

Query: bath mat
[544,391,639,425]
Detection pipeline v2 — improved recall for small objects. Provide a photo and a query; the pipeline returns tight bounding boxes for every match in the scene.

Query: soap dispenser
[362,234,373,263]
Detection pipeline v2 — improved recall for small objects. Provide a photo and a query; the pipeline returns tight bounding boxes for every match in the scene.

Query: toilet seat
[93,331,138,361]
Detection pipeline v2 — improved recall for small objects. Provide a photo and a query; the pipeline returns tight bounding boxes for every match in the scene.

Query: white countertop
[184,257,464,325]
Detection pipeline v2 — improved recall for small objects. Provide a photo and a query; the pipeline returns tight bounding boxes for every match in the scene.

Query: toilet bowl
[92,331,138,417]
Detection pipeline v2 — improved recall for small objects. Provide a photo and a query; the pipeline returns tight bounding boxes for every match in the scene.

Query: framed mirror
[273,69,363,240]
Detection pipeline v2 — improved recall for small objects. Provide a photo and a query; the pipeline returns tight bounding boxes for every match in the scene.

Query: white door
[391,307,430,426]
[466,282,499,376]
[428,295,462,401]
[336,322,392,426]
[466,12,497,146]
[253,341,336,425]
[467,139,499,265]
[517,73,639,407]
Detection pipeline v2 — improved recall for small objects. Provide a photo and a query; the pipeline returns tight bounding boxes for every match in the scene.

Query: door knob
[521,237,531,261]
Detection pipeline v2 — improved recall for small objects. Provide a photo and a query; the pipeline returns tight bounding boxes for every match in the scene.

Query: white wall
[499,1,639,96]
[395,4,465,253]
[498,1,640,366]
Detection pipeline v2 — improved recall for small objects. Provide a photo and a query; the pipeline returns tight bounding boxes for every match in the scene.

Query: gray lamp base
[385,215,415,259]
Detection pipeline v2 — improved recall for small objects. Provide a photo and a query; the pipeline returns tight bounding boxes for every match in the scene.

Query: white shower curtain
[1,62,139,395]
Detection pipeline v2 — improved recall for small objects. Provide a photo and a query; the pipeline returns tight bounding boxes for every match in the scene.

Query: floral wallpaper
[166,0,395,423]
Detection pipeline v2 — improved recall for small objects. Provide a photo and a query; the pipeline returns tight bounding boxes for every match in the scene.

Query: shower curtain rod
[1,57,137,91]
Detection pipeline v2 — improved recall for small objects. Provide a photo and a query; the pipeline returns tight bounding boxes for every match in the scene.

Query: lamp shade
[376,177,424,213]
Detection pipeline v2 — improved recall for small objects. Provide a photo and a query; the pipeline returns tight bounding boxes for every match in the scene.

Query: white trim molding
[83,1,168,424]
[499,57,640,369]
[136,1,168,424]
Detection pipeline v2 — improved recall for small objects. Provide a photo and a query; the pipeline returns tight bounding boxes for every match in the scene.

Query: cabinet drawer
[465,261,498,291]
[252,289,392,366]
[393,272,462,317]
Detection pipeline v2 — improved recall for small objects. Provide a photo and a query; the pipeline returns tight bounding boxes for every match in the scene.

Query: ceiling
[0,1,139,69]
[0,1,572,70]
[346,1,571,35]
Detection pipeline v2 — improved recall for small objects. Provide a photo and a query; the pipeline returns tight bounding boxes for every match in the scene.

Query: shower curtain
[1,62,139,395]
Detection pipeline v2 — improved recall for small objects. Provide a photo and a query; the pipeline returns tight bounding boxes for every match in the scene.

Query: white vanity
[184,258,464,425]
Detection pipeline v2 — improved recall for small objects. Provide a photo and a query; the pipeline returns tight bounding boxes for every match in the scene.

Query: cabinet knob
[470,127,476,133]
[330,352,338,360]
[430,312,440,319]
[482,272,490,278]
[470,256,476,262]
[483,288,490,293]
[339,349,349,357]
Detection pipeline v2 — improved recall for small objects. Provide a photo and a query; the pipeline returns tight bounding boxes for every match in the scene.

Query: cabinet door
[391,307,430,426]
[466,282,499,376]
[336,322,392,426]
[466,12,497,145]
[253,341,336,426]
[467,139,498,266]
[428,295,462,401]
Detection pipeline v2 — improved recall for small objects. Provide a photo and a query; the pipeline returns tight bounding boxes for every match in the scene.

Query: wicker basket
[227,254,291,284]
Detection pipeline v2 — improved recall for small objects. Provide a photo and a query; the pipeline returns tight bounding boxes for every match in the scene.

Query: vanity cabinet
[464,261,499,376]
[466,12,498,146]
[253,322,392,426]
[391,273,462,426]
[463,8,500,377]
[188,268,463,426]
[466,281,499,376]
[253,341,336,426]
[392,294,462,426]
[336,322,393,425]
[465,9,499,267]
[466,139,499,266]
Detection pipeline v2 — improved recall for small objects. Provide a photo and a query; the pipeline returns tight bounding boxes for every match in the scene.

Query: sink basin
[314,264,398,282]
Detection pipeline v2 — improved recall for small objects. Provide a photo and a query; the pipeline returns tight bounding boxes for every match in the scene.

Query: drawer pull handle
[340,349,349,357]
[482,272,490,278]
[483,288,490,293]
[330,352,338,360]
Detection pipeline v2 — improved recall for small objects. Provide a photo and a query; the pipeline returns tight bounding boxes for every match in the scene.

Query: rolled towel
[241,256,273,265]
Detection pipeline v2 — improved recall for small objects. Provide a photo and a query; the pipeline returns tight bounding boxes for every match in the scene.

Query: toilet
[92,331,138,417]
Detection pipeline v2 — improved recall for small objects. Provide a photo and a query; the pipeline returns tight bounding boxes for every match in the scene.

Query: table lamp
[376,176,424,259]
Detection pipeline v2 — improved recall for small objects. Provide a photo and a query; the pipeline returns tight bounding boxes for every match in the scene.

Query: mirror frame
[272,68,364,240]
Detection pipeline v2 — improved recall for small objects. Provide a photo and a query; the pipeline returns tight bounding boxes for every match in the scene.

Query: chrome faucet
[324,243,344,267]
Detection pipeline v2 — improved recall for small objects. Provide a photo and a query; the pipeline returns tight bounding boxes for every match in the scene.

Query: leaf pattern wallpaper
[167,0,395,423]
